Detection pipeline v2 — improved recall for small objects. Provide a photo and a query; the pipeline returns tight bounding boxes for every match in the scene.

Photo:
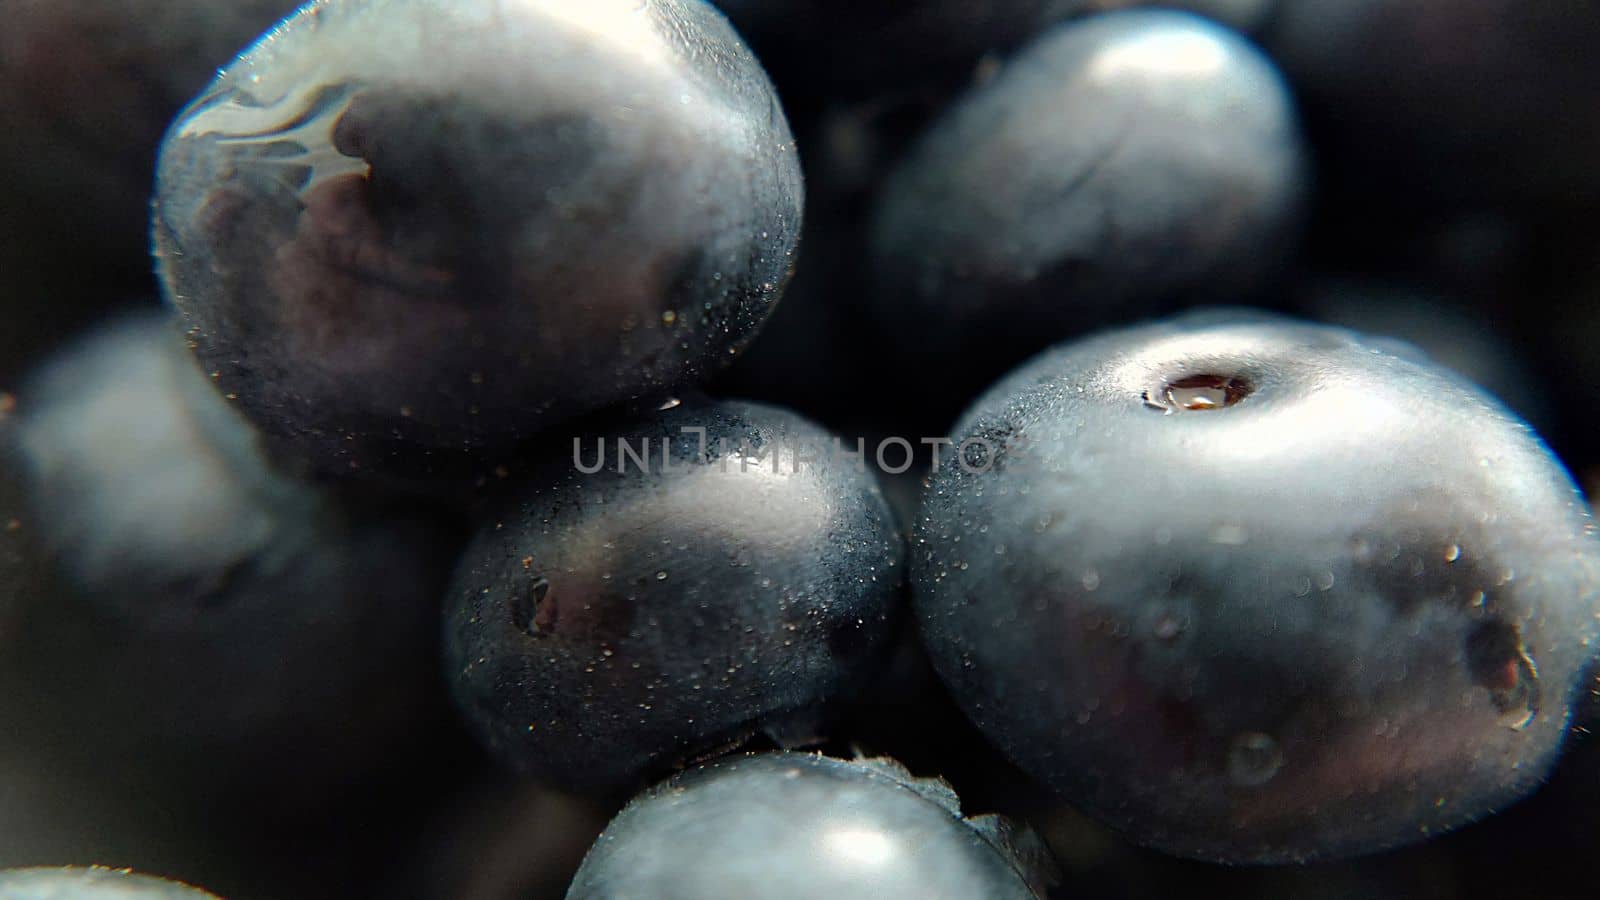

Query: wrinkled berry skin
[913,312,1600,863]
[445,400,902,792]
[0,867,218,899]
[0,315,453,803]
[567,753,1052,900]
[153,0,802,479]
[869,12,1306,378]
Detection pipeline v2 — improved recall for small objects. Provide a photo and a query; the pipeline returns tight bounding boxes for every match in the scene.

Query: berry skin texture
[153,0,803,478]
[566,753,1055,900]
[869,12,1306,374]
[0,867,219,899]
[445,399,903,793]
[913,312,1600,863]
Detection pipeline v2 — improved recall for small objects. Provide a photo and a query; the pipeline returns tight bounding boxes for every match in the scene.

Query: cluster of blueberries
[5,1,1600,899]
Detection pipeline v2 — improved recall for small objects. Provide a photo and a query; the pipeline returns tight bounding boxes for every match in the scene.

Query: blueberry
[153,0,803,479]
[0,867,218,898]
[566,753,1056,899]
[444,399,902,792]
[0,314,454,804]
[869,12,1307,385]
[913,311,1600,863]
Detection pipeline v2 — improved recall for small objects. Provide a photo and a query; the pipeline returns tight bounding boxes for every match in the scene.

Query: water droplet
[1149,374,1253,412]
[1465,620,1540,729]
[1228,732,1283,786]
[1153,614,1185,641]
[1211,524,1249,545]
[658,397,682,411]
[656,571,669,581]
[511,577,554,638]
[662,310,678,325]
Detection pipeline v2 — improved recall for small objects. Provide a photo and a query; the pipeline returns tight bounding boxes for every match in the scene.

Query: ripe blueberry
[914,312,1600,862]
[445,398,903,792]
[567,753,1056,899]
[153,0,803,478]
[870,11,1306,381]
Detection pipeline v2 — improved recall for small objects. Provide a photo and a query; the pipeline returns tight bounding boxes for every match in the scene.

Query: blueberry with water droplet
[869,11,1307,386]
[566,753,1056,899]
[444,399,903,792]
[153,0,803,480]
[0,867,220,899]
[914,311,1600,862]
